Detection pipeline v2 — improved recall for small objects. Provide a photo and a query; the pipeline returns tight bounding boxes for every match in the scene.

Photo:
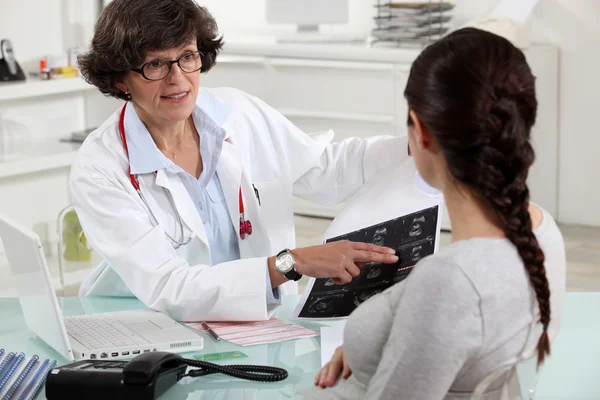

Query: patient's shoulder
[529,203,544,230]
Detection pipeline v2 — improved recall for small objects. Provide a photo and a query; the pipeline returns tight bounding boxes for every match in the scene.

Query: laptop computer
[0,213,203,361]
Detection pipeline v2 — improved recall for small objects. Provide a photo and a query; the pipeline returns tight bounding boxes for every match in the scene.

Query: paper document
[185,318,318,346]
[320,325,345,367]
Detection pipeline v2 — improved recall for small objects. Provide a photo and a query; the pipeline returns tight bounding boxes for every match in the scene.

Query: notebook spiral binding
[21,360,56,400]
[0,353,16,377]
[0,350,56,400]
[0,353,25,392]
[3,356,39,400]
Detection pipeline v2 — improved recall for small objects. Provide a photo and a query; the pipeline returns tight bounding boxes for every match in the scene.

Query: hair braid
[484,161,551,366]
[456,96,551,366]
[404,28,552,366]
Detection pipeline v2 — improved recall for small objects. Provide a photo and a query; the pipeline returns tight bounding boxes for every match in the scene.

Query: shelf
[222,38,422,64]
[279,109,395,123]
[0,77,94,102]
[0,140,80,179]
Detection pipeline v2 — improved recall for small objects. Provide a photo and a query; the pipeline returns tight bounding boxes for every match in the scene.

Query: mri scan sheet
[292,205,440,320]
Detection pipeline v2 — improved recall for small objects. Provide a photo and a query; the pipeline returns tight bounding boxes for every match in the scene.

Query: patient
[306,28,566,399]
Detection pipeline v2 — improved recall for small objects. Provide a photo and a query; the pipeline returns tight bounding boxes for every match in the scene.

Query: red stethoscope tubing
[118,103,252,240]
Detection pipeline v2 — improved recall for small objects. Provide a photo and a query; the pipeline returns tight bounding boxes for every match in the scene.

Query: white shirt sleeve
[235,90,409,206]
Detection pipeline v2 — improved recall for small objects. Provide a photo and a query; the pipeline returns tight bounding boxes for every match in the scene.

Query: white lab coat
[70,87,407,322]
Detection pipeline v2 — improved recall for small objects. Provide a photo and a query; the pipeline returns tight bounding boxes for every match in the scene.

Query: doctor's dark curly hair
[78,0,223,101]
[405,28,551,366]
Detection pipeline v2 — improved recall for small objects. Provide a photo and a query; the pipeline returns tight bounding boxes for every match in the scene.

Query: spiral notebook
[0,349,57,400]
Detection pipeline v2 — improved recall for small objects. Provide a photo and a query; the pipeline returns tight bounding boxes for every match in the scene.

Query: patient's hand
[314,346,352,388]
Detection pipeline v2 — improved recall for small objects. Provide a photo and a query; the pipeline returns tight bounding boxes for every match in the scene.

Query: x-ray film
[292,205,439,319]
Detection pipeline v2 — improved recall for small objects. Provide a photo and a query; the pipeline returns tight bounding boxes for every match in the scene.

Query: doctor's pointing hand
[70,0,406,322]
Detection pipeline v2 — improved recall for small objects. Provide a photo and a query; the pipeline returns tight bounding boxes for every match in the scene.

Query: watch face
[277,253,294,273]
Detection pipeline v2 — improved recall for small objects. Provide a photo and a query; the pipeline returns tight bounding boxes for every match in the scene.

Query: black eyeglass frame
[131,51,204,81]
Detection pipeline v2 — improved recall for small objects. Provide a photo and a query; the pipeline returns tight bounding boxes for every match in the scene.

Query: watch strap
[276,249,303,282]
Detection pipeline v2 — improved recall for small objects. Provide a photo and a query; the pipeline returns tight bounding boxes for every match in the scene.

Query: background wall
[0,0,599,226]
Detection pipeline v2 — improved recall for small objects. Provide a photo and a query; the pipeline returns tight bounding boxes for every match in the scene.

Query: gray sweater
[306,207,565,400]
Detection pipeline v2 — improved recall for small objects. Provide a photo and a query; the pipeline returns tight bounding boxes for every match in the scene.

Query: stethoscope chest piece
[239,215,252,240]
[119,102,254,246]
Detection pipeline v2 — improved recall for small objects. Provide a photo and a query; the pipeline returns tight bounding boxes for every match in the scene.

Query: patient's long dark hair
[405,28,551,365]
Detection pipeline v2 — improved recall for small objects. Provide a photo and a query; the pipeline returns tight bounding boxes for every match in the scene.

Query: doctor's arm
[293,134,409,206]
[240,90,409,206]
[70,165,279,322]
[71,165,397,320]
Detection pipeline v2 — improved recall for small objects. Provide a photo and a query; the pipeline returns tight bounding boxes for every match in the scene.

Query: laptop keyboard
[65,314,150,350]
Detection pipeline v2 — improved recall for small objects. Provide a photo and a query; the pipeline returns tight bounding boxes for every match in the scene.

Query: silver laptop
[0,213,203,361]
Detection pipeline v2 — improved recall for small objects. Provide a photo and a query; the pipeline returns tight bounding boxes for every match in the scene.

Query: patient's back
[308,206,566,399]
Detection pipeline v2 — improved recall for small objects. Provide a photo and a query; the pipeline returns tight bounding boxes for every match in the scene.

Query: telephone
[0,39,26,82]
[45,351,288,400]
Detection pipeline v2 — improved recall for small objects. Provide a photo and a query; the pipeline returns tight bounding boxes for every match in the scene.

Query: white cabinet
[203,42,559,230]
[268,59,397,116]
[208,55,269,100]
[0,79,120,255]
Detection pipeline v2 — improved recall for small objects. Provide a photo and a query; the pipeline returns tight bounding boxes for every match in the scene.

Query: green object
[193,351,248,362]
[62,210,92,262]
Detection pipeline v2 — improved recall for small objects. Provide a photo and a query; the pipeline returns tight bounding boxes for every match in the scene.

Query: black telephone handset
[46,351,288,400]
[0,39,26,82]
[46,352,188,400]
[122,352,185,386]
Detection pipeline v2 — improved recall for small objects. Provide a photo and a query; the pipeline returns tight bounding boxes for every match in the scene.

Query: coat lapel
[154,169,209,247]
[216,138,243,239]
[217,137,272,258]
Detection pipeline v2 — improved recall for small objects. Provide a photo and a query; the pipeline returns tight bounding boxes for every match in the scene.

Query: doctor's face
[119,39,201,124]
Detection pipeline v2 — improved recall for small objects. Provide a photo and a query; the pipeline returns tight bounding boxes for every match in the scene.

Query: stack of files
[372,2,454,45]
[0,349,57,400]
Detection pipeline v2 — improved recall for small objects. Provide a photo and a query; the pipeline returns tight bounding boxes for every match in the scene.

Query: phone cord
[181,358,288,382]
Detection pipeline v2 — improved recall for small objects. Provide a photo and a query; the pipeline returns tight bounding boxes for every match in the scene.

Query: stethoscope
[118,103,252,248]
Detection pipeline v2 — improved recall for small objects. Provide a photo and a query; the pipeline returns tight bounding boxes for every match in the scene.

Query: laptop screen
[0,213,73,360]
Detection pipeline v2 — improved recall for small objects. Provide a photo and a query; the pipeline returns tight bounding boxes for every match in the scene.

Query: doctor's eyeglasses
[131,51,203,81]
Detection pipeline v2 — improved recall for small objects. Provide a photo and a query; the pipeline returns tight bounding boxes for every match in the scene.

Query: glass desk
[0,295,342,399]
[1,293,599,399]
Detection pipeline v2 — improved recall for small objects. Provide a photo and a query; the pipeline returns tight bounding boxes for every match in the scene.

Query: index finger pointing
[351,241,396,254]
[353,250,399,264]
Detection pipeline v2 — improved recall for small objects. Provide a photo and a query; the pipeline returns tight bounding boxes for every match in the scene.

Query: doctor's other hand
[293,240,398,285]
[315,346,352,388]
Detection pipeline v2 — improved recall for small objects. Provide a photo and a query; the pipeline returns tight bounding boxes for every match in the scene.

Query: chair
[470,357,541,400]
[514,356,542,400]
[56,205,99,297]
[471,365,516,400]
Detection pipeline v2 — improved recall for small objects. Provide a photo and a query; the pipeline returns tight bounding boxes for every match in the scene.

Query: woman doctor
[71,0,404,322]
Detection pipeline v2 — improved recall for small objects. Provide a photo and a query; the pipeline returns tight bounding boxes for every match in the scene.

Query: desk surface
[0,295,341,399]
[1,294,599,399]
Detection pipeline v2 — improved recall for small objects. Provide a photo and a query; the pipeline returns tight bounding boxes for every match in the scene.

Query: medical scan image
[408,216,425,237]
[366,267,382,280]
[372,227,387,246]
[301,293,352,318]
[353,287,385,307]
[401,209,437,245]
[297,206,439,318]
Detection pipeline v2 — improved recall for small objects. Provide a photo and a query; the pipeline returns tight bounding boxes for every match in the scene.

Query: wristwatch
[275,249,303,281]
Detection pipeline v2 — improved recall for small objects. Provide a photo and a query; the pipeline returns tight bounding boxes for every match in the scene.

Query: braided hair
[404,28,551,365]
